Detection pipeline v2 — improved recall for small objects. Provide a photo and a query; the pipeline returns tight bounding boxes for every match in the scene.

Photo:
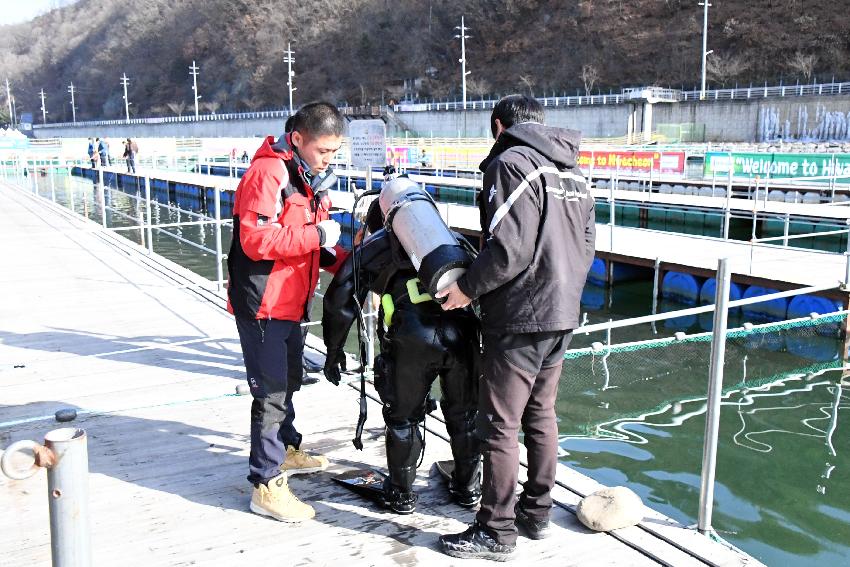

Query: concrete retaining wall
[34,94,850,143]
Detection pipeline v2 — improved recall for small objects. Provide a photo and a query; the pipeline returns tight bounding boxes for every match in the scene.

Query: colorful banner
[577,150,685,174]
[704,152,850,183]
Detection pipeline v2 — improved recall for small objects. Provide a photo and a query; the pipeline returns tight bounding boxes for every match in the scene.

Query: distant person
[87,138,96,168]
[123,138,138,174]
[419,148,429,167]
[97,138,109,167]
[241,150,249,163]
[437,95,596,560]
[227,101,346,522]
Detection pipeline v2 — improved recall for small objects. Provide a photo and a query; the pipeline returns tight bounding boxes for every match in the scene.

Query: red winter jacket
[226,135,346,321]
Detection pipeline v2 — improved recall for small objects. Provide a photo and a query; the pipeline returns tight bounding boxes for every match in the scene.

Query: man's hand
[323,349,346,386]
[435,282,472,310]
[317,219,341,247]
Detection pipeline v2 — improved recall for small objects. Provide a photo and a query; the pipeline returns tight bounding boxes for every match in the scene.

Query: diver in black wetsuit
[322,199,481,514]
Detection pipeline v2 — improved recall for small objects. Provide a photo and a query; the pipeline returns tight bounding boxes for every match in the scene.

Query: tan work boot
[281,445,329,475]
[250,473,315,522]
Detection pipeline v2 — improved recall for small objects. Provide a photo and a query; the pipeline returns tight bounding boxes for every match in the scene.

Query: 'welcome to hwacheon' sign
[704,152,850,183]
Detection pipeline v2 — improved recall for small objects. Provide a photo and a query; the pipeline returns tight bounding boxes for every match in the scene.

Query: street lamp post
[190,61,201,120]
[121,73,131,123]
[454,16,471,137]
[284,43,296,114]
[67,83,76,124]
[699,0,711,100]
[39,89,48,124]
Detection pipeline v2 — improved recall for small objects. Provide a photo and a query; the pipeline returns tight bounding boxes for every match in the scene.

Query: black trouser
[373,305,480,495]
[235,317,304,485]
[476,330,572,545]
[127,157,136,173]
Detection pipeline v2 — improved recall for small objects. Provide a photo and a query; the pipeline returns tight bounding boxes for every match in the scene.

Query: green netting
[557,312,847,438]
[564,313,847,359]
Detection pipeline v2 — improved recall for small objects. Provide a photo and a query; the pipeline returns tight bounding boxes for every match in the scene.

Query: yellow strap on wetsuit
[381,293,395,327]
[406,278,433,304]
[382,279,433,327]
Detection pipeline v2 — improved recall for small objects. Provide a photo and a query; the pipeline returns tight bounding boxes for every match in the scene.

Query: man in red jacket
[227,102,346,522]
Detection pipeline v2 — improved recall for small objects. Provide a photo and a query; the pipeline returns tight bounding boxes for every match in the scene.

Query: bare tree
[788,51,817,81]
[466,77,491,98]
[518,75,535,97]
[581,64,600,96]
[201,101,220,114]
[166,101,187,117]
[706,53,749,86]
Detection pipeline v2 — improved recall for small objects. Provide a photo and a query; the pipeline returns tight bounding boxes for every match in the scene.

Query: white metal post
[39,89,48,123]
[214,184,224,291]
[98,169,106,228]
[284,43,296,115]
[698,258,731,535]
[68,83,76,124]
[121,73,131,123]
[144,176,153,255]
[190,61,200,120]
[699,0,712,100]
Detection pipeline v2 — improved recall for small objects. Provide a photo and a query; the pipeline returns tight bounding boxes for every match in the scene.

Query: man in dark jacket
[227,102,346,522]
[437,95,595,560]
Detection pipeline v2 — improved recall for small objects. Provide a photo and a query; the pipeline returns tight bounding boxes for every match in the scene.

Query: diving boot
[380,478,418,514]
[448,459,482,508]
[281,445,329,475]
[250,473,315,522]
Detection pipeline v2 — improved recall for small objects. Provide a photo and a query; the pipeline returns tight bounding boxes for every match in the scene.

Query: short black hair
[490,94,544,138]
[289,102,345,137]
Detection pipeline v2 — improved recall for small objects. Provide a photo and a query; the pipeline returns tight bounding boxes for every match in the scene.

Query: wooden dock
[0,181,763,565]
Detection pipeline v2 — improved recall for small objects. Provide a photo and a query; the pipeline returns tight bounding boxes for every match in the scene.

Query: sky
[1,0,79,25]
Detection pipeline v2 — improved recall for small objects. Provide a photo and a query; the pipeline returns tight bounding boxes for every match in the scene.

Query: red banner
[577,151,685,174]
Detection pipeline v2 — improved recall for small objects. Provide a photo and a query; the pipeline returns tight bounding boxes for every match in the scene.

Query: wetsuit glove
[324,349,345,386]
[316,220,341,247]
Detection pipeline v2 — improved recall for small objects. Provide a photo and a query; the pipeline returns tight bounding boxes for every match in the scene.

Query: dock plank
[0,181,761,566]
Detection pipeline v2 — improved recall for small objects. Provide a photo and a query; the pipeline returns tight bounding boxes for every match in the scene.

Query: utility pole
[189,60,200,120]
[699,0,712,100]
[67,82,77,124]
[284,43,296,114]
[454,16,471,110]
[39,89,48,124]
[454,16,471,138]
[5,78,13,128]
[121,73,131,123]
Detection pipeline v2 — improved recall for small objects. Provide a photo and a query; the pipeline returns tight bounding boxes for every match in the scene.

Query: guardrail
[32,81,850,130]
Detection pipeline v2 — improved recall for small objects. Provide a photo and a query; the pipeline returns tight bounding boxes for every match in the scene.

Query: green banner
[704,152,850,183]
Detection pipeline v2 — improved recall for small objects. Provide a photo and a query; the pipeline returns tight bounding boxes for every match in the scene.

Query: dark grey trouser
[476,330,572,545]
[235,317,304,485]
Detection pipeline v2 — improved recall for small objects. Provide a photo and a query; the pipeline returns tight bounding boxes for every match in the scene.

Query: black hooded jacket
[455,122,596,333]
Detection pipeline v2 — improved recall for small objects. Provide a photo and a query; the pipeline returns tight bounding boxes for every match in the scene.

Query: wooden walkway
[0,181,762,565]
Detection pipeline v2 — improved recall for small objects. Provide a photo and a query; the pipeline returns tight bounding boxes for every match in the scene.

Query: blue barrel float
[661,272,703,306]
[580,284,606,310]
[585,258,649,287]
[784,295,843,362]
[697,279,746,331]
[741,286,788,322]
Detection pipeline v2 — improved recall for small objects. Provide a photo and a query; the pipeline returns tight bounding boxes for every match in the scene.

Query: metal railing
[568,261,846,536]
[31,80,850,130]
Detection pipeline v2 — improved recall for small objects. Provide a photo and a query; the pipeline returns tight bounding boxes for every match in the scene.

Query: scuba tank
[378,176,473,299]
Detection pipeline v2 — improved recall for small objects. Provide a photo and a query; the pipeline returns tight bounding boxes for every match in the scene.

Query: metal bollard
[1,427,92,566]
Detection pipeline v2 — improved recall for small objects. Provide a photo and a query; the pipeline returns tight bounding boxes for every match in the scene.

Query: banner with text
[704,152,850,183]
[577,150,685,174]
